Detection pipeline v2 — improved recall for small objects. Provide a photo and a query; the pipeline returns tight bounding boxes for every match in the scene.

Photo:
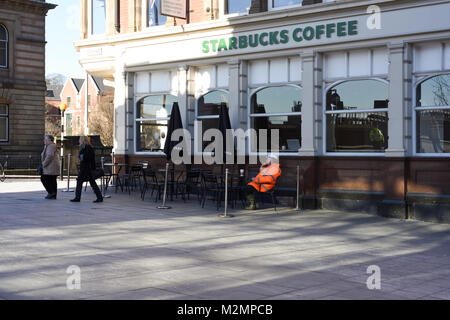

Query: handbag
[37,164,43,175]
[91,168,105,179]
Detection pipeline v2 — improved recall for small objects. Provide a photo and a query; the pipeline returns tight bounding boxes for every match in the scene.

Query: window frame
[142,0,168,29]
[268,0,303,11]
[219,0,252,17]
[322,78,390,157]
[194,89,230,155]
[0,104,9,142]
[134,93,177,155]
[413,73,450,157]
[248,84,303,157]
[0,24,8,69]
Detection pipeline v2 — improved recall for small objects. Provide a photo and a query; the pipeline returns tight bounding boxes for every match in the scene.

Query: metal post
[62,153,74,192]
[101,156,111,198]
[157,163,171,209]
[296,165,301,212]
[60,155,64,181]
[219,168,234,218]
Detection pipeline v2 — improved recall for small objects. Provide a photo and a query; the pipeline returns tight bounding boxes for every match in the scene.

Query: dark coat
[78,144,96,181]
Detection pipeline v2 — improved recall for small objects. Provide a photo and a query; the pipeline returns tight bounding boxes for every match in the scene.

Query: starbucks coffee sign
[202,20,358,53]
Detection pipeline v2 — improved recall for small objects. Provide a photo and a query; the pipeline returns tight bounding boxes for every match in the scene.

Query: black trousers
[41,175,58,195]
[75,177,103,200]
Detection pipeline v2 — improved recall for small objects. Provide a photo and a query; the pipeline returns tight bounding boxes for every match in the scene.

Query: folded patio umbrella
[163,102,184,161]
[218,102,234,166]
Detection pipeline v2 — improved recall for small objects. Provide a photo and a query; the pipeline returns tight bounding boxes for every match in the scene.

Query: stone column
[386,42,406,157]
[128,0,142,32]
[227,59,240,130]
[113,68,127,154]
[299,50,317,156]
[105,0,116,35]
[80,0,88,39]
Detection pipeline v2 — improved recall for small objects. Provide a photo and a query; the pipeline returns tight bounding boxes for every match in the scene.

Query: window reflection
[326,112,388,152]
[250,86,302,152]
[326,80,389,111]
[148,0,167,26]
[251,86,302,114]
[136,94,177,152]
[137,94,176,119]
[416,110,450,153]
[416,74,450,107]
[252,115,302,152]
[92,0,106,35]
[198,90,229,116]
[226,0,252,14]
[273,0,302,8]
[197,90,229,151]
[137,120,168,152]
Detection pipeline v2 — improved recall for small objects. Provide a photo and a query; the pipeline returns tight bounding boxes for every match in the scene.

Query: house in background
[0,0,55,160]
[45,84,63,137]
[60,75,113,136]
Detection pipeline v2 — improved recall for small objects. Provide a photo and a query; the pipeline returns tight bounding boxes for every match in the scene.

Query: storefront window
[415,74,450,154]
[147,0,167,27]
[0,104,8,142]
[197,90,229,151]
[136,94,177,152]
[250,86,302,152]
[226,0,252,14]
[0,24,8,68]
[325,80,389,153]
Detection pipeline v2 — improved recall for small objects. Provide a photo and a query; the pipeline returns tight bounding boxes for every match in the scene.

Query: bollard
[60,155,64,181]
[101,156,111,198]
[296,165,301,212]
[62,154,74,192]
[219,168,234,218]
[157,163,171,209]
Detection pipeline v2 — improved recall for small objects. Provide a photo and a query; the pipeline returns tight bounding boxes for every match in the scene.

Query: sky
[45,0,85,79]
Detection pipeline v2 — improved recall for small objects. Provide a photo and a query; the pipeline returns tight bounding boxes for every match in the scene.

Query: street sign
[161,0,186,19]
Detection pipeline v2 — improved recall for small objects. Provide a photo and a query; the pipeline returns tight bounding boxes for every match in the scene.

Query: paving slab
[0,180,449,300]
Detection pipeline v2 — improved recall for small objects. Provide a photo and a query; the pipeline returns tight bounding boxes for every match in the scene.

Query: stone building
[0,0,55,159]
[75,0,450,223]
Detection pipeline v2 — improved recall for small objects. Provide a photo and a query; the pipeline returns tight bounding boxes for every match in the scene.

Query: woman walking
[40,134,60,199]
[70,136,103,203]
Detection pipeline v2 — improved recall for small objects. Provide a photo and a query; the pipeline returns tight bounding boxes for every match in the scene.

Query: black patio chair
[177,169,202,202]
[200,172,224,210]
[122,164,143,194]
[141,167,164,202]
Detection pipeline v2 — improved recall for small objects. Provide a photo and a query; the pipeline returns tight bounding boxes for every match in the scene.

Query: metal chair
[141,167,164,202]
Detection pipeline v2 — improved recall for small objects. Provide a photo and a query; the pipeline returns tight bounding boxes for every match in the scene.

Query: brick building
[0,0,55,158]
[60,75,113,136]
[75,0,450,223]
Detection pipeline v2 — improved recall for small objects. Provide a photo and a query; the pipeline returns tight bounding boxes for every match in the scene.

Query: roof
[45,84,63,101]
[91,76,105,92]
[71,78,85,92]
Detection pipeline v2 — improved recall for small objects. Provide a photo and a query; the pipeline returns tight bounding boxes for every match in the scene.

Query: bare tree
[88,92,114,147]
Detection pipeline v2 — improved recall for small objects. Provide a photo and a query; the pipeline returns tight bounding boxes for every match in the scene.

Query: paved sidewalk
[0,180,449,300]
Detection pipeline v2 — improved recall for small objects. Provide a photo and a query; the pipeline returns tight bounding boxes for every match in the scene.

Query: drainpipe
[115,0,120,32]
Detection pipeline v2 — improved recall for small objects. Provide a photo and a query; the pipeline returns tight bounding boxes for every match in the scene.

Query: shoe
[93,198,103,203]
[70,198,80,202]
[45,193,57,199]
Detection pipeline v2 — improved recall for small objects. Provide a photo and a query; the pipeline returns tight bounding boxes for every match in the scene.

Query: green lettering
[218,38,228,51]
[249,34,259,48]
[326,23,336,38]
[348,20,358,35]
[239,36,248,49]
[315,25,325,39]
[229,37,238,50]
[202,41,210,53]
[269,31,279,45]
[293,28,303,42]
[280,29,289,44]
[303,26,314,41]
[210,39,218,52]
[337,22,346,37]
[259,32,269,46]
